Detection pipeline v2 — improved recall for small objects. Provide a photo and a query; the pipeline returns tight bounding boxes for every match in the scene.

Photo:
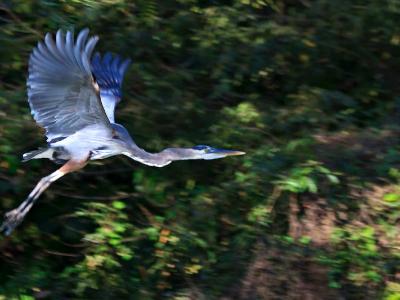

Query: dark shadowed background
[0,0,399,299]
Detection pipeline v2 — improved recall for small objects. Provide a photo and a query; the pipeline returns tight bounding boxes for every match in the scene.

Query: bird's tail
[22,148,54,162]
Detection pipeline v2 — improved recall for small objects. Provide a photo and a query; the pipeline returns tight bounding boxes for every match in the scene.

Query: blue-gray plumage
[91,52,131,122]
[1,28,245,235]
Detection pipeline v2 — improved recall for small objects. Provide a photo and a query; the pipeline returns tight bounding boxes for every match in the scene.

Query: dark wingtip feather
[119,58,132,76]
[103,52,113,65]
[91,51,131,91]
[91,52,101,67]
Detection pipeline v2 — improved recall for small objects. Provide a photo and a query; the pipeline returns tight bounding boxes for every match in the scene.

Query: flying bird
[0,28,245,235]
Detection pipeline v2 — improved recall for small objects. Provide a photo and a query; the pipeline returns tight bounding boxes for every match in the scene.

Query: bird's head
[190,145,245,160]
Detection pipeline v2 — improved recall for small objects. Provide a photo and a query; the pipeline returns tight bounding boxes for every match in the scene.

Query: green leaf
[327,174,340,184]
[306,178,318,193]
[112,201,126,210]
[383,193,400,203]
[109,238,122,246]
[299,235,312,245]
[145,227,159,241]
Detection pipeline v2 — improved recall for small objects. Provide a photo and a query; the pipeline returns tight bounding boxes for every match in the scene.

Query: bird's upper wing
[91,52,131,123]
[27,28,112,142]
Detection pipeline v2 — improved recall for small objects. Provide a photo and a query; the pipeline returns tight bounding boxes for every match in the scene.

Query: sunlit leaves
[329,226,384,288]
[112,201,126,210]
[275,161,340,194]
[247,204,270,226]
[223,102,263,126]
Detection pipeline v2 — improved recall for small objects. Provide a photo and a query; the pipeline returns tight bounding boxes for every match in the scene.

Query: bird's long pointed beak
[212,149,246,156]
[225,150,246,156]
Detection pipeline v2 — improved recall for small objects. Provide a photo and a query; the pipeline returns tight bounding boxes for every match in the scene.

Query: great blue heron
[1,28,245,235]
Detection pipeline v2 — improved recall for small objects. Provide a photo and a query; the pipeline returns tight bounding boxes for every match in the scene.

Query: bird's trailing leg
[1,159,87,235]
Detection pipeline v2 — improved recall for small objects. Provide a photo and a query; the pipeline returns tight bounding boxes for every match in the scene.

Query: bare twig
[53,191,138,201]
[44,250,82,257]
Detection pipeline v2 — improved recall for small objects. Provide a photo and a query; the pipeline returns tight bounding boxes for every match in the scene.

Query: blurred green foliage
[0,0,399,299]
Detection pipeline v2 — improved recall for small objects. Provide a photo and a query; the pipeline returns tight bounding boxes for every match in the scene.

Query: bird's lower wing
[91,52,131,123]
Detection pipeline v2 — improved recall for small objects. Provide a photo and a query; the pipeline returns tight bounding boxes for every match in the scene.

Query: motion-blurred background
[0,1,399,299]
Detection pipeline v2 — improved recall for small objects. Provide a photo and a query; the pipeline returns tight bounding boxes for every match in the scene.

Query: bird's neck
[123,146,199,167]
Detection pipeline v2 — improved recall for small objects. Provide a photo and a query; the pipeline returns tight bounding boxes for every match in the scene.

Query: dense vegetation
[0,0,399,299]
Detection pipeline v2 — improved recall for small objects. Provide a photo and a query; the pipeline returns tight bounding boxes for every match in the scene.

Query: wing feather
[91,52,131,123]
[27,28,112,142]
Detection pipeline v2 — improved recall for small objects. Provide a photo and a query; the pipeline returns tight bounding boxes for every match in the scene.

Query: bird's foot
[0,208,25,236]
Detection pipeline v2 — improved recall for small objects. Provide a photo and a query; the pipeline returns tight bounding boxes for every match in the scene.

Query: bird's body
[53,124,124,161]
[1,28,244,235]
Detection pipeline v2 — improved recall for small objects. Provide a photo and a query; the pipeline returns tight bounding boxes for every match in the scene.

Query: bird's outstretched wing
[28,28,112,142]
[91,52,131,123]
